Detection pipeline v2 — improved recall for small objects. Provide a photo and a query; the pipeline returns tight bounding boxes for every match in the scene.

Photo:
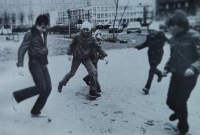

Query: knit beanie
[149,21,160,31]
[81,21,91,30]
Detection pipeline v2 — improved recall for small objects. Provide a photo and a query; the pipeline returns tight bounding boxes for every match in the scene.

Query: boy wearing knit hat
[163,9,200,134]
[58,21,107,97]
[135,21,168,94]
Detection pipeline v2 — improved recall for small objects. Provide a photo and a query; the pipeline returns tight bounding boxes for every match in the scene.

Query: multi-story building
[58,2,153,26]
[156,0,200,20]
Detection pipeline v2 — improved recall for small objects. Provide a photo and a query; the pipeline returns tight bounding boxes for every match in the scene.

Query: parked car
[102,21,112,29]
[189,19,200,32]
[0,24,13,35]
[96,22,104,29]
[108,23,123,33]
[126,21,141,34]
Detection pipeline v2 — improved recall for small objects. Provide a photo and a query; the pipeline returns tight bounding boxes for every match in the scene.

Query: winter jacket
[164,29,200,75]
[136,31,168,64]
[18,26,48,66]
[67,33,107,60]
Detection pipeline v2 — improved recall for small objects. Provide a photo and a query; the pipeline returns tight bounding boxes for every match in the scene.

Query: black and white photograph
[0,0,200,135]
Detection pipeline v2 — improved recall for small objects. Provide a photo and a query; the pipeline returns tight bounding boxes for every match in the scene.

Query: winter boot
[89,90,101,97]
[178,121,189,134]
[83,77,90,86]
[142,87,149,94]
[169,113,178,121]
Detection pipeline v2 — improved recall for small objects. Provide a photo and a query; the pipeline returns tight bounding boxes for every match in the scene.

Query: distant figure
[163,9,200,134]
[12,14,51,117]
[58,21,108,97]
[83,30,103,92]
[135,21,168,94]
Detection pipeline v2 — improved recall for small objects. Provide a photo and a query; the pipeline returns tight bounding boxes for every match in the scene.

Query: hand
[16,62,23,67]
[162,70,168,77]
[184,68,194,77]
[68,55,72,61]
[104,58,108,64]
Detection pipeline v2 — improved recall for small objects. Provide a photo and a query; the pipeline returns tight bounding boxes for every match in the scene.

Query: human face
[81,28,91,36]
[168,25,184,36]
[149,29,158,37]
[36,23,48,33]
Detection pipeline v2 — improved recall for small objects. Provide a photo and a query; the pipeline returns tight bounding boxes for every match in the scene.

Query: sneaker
[12,93,18,111]
[142,88,149,94]
[58,82,63,93]
[169,113,178,121]
[89,90,101,97]
[83,78,90,86]
[178,121,189,134]
[31,113,47,118]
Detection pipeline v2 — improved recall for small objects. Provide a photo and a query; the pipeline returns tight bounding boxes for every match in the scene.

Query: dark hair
[35,14,50,26]
[166,10,189,31]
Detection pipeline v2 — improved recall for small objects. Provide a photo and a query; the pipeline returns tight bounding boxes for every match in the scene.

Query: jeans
[13,60,52,114]
[60,57,97,91]
[83,62,100,89]
[145,63,162,89]
[166,74,197,123]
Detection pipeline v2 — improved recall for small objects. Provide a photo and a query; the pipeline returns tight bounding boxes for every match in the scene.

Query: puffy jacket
[164,29,200,75]
[18,26,48,66]
[136,31,168,64]
[67,33,107,59]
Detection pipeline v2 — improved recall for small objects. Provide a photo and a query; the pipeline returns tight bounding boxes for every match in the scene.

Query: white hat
[81,21,91,30]
[149,21,160,31]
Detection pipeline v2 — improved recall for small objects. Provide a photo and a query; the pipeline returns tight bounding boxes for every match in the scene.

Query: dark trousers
[83,62,100,89]
[60,57,97,91]
[166,74,197,123]
[145,63,162,89]
[13,60,52,114]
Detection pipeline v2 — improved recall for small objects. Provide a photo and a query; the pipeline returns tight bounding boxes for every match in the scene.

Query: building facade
[58,3,153,26]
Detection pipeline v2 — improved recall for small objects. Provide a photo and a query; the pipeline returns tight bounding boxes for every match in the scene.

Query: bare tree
[112,0,130,40]
[19,12,25,25]
[0,15,3,25]
[11,12,16,25]
[3,11,10,25]
[28,10,34,26]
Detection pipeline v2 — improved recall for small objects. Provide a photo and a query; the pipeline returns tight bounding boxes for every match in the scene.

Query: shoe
[142,88,149,94]
[12,93,18,111]
[89,90,101,97]
[157,75,162,82]
[83,78,90,86]
[31,113,47,118]
[178,121,189,134]
[169,113,178,121]
[58,82,63,93]
[97,88,101,93]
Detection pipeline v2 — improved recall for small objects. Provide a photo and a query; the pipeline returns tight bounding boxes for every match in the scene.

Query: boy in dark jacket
[83,30,103,92]
[12,14,51,117]
[163,10,200,134]
[135,22,168,94]
[58,21,107,97]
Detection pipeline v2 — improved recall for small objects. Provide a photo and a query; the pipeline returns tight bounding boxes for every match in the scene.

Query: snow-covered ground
[0,41,200,135]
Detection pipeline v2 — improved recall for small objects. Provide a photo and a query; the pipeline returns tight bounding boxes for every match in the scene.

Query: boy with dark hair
[163,9,200,134]
[58,21,107,97]
[12,14,51,117]
[135,22,168,94]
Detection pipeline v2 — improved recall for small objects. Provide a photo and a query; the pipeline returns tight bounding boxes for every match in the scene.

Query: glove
[104,58,108,64]
[162,70,168,77]
[68,55,72,61]
[16,62,23,67]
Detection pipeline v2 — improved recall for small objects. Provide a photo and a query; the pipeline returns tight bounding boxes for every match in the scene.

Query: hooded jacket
[18,26,48,66]
[164,29,200,75]
[67,33,107,60]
